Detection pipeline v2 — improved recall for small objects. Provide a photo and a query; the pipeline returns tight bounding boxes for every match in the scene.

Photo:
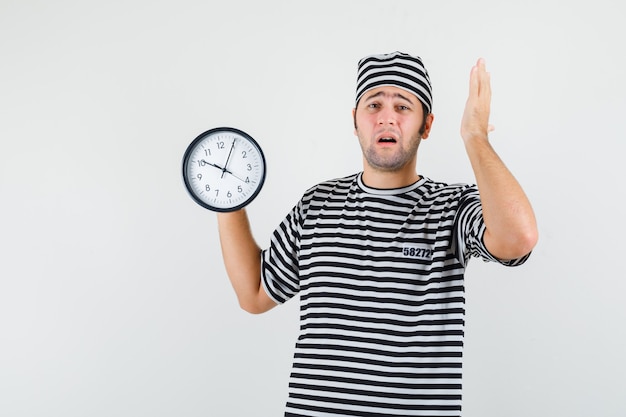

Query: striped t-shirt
[261,173,529,417]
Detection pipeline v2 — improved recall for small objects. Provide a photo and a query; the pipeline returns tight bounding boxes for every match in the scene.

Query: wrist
[462,132,490,147]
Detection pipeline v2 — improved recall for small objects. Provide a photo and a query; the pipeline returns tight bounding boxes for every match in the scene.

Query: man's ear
[352,108,357,134]
[421,113,435,139]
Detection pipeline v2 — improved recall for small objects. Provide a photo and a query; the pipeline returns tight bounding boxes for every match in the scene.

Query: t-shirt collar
[356,172,427,195]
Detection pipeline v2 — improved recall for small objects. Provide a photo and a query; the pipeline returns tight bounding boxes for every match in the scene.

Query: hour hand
[201,160,224,171]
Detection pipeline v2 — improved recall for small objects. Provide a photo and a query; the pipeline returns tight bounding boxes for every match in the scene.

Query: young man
[217,51,538,416]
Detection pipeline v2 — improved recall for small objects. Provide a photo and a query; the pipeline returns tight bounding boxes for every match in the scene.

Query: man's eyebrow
[364,90,415,104]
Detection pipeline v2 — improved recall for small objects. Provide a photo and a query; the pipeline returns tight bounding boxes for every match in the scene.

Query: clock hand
[201,159,246,182]
[222,168,247,183]
[202,160,224,171]
[221,139,236,179]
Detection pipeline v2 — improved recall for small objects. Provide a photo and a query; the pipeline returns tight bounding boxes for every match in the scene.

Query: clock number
[197,173,203,180]
[237,186,242,193]
[217,141,225,149]
[227,191,232,198]
[204,149,212,157]
[242,151,247,158]
[247,164,252,171]
[245,177,250,183]
[215,189,219,197]
[205,184,210,192]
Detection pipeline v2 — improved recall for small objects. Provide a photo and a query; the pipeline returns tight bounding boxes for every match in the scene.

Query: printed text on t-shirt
[402,245,433,260]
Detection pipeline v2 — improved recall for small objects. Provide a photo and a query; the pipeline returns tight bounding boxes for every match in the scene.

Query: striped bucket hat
[355,51,433,113]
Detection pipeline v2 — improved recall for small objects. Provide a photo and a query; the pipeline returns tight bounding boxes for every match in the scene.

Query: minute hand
[221,139,236,178]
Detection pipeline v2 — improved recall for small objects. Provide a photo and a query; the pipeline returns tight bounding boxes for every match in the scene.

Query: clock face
[182,127,266,212]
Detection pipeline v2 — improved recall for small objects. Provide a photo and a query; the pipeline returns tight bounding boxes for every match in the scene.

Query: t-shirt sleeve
[260,201,303,304]
[454,185,531,267]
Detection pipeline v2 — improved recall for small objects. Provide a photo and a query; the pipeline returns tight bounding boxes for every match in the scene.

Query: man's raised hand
[461,58,494,143]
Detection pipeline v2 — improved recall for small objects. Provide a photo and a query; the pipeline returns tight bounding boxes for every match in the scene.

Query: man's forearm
[464,136,538,260]
[460,59,538,260]
[217,209,275,313]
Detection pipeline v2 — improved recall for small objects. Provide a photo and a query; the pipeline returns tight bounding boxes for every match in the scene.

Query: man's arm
[461,58,538,260]
[217,209,277,314]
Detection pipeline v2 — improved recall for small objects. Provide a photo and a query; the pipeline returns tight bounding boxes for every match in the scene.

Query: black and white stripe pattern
[262,173,528,416]
[356,51,433,113]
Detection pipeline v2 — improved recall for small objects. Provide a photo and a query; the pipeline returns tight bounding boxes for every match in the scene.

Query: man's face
[353,86,433,173]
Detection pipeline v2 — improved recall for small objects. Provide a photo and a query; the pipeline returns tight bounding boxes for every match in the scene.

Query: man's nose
[377,108,396,125]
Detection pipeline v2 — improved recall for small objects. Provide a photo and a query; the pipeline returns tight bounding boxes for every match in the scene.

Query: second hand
[201,160,247,183]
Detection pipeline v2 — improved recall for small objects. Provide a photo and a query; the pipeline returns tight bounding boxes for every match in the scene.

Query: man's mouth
[378,137,397,143]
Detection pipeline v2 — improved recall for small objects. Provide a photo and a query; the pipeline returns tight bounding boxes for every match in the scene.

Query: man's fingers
[469,64,480,98]
[474,58,491,98]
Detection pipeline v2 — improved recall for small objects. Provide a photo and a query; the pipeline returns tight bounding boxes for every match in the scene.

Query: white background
[1,1,624,416]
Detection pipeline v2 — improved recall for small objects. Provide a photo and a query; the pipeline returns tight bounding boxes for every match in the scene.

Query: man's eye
[368,103,380,109]
[397,105,410,111]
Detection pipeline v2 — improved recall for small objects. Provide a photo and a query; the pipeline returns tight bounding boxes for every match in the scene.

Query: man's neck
[361,167,421,189]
